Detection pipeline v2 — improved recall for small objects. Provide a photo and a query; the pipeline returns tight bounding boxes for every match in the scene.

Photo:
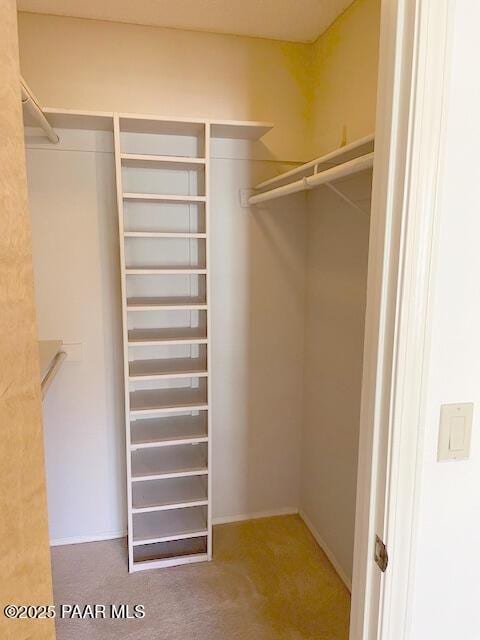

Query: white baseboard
[50,511,299,546]
[213,507,298,525]
[299,509,352,592]
[50,530,126,547]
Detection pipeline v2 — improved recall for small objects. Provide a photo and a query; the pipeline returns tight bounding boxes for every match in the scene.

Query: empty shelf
[130,386,208,416]
[210,120,273,140]
[125,266,207,275]
[131,444,208,481]
[128,327,208,346]
[129,357,208,381]
[132,506,208,545]
[124,231,207,239]
[123,193,206,203]
[119,115,204,136]
[132,538,207,570]
[132,476,208,513]
[121,154,206,170]
[127,297,207,311]
[131,414,208,449]
[43,107,114,131]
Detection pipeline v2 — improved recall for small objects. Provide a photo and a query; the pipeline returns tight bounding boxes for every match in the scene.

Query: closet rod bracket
[239,188,254,208]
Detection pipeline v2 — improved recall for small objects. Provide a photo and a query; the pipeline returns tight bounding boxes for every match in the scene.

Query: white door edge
[350,1,456,638]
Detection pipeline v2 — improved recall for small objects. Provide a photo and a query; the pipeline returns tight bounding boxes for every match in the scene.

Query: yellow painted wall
[0,2,55,639]
[17,13,311,161]
[17,0,380,162]
[309,0,381,155]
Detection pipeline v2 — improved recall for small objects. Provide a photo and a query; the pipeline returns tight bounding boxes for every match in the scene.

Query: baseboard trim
[213,507,298,525]
[299,509,352,592]
[50,530,127,547]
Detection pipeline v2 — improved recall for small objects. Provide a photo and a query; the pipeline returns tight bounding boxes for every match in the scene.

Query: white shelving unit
[114,113,212,572]
[112,112,273,572]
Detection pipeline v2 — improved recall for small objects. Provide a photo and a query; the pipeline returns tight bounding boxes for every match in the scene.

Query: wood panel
[0,3,55,639]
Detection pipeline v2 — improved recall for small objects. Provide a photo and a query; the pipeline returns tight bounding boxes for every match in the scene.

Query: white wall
[27,130,125,544]
[211,165,306,521]
[410,2,480,637]
[301,178,371,585]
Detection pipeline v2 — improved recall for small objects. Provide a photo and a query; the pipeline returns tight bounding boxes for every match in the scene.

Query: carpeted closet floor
[51,515,350,640]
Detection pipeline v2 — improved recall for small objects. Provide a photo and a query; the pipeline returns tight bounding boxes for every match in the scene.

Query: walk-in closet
[17,0,381,636]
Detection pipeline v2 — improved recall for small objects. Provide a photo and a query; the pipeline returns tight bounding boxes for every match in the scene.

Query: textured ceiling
[17,0,354,43]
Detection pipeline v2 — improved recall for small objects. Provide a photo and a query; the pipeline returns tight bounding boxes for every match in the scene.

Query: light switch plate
[438,402,473,461]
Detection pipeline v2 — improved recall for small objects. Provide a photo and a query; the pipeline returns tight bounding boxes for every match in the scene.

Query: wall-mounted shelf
[26,106,273,143]
[248,134,374,208]
[210,120,273,140]
[43,107,114,131]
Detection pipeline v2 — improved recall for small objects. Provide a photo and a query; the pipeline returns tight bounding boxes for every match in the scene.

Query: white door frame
[350,0,456,638]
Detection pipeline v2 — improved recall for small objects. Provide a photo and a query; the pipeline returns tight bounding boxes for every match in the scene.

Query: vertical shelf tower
[114,113,272,572]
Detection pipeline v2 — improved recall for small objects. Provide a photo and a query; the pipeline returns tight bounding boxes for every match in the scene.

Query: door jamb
[350,1,456,638]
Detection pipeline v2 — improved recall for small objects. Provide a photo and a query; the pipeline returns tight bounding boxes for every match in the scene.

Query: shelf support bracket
[324,182,368,215]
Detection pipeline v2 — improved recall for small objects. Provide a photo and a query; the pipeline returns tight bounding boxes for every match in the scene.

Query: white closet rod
[41,351,66,398]
[21,77,59,144]
[248,152,374,206]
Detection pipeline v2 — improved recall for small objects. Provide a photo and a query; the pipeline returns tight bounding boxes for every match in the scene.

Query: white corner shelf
[210,119,273,140]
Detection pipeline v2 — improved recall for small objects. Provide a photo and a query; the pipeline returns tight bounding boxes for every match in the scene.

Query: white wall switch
[437,402,473,461]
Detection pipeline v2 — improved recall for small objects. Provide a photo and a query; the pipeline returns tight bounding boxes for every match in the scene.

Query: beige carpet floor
[51,515,350,640]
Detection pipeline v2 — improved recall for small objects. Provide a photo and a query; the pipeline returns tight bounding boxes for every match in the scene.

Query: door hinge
[375,535,389,573]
